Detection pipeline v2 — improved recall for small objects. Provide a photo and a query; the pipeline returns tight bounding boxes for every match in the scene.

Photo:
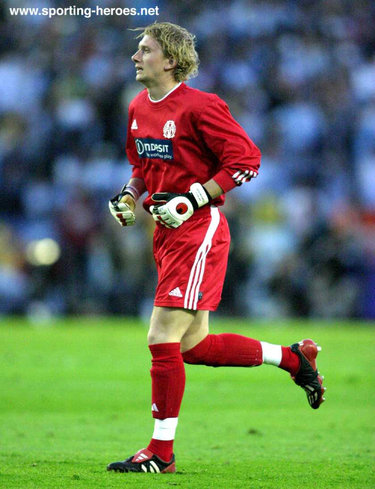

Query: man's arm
[197,97,261,193]
[149,173,256,229]
[202,178,224,200]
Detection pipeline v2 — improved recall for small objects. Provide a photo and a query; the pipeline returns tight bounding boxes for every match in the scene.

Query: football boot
[107,448,176,473]
[291,339,326,409]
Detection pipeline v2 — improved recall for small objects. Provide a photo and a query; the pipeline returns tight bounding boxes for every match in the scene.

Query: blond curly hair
[133,22,199,82]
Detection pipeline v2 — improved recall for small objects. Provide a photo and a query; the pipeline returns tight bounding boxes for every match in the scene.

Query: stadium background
[1,0,374,320]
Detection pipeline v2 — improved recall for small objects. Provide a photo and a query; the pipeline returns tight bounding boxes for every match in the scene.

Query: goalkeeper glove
[150,183,211,229]
[108,187,136,227]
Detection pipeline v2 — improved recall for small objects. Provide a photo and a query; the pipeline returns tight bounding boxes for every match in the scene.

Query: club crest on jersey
[163,120,176,139]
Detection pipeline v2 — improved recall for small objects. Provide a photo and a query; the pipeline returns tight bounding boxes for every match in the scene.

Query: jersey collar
[147,82,182,103]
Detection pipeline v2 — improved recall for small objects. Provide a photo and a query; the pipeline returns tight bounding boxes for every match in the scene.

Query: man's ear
[165,58,177,71]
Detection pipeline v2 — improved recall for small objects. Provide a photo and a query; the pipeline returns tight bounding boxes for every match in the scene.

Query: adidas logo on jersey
[151,403,159,412]
[131,119,138,130]
[168,287,183,298]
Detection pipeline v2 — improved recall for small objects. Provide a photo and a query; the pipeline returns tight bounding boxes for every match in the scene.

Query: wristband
[189,183,211,209]
[120,184,140,201]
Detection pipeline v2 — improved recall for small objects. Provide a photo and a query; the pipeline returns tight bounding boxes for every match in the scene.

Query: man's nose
[132,50,141,62]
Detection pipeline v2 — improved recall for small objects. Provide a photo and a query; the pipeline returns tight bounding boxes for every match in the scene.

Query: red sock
[182,334,263,367]
[147,343,185,462]
[147,439,174,463]
[279,346,300,377]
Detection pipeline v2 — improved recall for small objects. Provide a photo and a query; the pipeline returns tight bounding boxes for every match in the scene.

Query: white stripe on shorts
[184,207,220,310]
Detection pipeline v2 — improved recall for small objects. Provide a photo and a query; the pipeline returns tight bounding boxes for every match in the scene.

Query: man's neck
[147,80,180,102]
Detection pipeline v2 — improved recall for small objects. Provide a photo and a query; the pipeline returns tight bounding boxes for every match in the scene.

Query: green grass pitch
[0,318,374,489]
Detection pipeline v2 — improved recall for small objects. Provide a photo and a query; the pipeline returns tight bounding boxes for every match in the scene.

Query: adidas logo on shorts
[168,287,183,298]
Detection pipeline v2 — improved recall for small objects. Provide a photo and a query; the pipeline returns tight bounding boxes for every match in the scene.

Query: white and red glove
[150,183,211,229]
[108,188,136,227]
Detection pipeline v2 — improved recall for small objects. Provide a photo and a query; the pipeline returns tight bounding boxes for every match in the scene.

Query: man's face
[131,35,171,86]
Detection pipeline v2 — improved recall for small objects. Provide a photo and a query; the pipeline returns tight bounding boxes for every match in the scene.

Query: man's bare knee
[148,306,197,345]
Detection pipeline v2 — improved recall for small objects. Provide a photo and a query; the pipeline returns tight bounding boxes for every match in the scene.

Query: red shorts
[153,206,230,311]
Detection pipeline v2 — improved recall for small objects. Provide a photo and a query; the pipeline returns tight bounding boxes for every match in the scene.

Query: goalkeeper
[107,21,325,475]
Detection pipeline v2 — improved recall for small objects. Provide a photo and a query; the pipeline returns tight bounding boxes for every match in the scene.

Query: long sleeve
[197,96,261,192]
[126,104,144,180]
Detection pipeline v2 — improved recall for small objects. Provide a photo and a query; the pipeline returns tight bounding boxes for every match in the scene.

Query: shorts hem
[154,300,219,312]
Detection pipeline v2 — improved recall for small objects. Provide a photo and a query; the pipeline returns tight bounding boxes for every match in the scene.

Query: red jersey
[126,82,261,211]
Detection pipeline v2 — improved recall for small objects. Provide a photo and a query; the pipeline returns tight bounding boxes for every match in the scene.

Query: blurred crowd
[0,0,374,319]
